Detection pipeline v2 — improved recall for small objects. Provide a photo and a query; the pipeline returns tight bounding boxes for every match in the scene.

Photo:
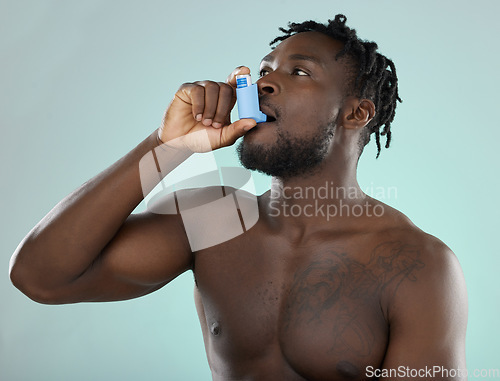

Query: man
[9,15,467,380]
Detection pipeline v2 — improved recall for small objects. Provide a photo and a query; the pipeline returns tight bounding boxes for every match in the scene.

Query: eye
[293,68,309,76]
[259,69,270,77]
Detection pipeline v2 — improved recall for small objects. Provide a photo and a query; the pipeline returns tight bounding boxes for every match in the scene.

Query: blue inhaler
[236,74,267,123]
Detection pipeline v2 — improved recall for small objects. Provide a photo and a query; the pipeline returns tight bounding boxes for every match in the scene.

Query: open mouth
[259,103,278,124]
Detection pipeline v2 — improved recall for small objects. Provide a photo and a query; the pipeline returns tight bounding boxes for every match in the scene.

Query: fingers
[197,81,220,127]
[177,66,251,129]
[187,84,206,122]
[213,83,234,127]
[180,81,235,128]
[226,66,251,88]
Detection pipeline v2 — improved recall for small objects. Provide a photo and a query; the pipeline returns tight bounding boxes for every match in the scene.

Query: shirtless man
[9,15,467,380]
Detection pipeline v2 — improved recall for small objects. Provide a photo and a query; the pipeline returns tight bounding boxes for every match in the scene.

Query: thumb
[220,118,257,147]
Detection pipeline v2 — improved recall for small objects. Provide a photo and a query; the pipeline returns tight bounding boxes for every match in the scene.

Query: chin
[242,120,280,146]
[237,120,335,180]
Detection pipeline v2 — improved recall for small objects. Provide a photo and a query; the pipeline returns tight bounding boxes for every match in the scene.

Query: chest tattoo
[283,241,425,357]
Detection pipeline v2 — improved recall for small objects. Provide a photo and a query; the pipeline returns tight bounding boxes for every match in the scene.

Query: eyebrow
[260,53,322,66]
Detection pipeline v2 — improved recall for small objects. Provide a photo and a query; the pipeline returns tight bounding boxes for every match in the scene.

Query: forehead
[262,31,345,66]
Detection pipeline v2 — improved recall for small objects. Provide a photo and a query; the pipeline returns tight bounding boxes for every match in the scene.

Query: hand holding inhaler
[158,67,258,152]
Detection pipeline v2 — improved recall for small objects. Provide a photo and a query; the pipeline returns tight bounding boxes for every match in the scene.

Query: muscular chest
[193,234,411,379]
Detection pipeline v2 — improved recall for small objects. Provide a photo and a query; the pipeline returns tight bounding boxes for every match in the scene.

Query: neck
[264,130,367,231]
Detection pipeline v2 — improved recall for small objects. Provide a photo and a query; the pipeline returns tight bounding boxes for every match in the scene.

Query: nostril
[261,85,274,94]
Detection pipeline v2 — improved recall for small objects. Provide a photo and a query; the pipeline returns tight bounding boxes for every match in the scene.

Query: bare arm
[379,240,468,380]
[9,131,192,304]
[9,66,257,304]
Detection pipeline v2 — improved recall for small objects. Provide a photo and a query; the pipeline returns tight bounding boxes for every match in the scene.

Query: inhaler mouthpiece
[236,74,267,123]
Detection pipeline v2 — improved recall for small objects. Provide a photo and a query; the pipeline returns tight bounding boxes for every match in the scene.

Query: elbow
[10,273,56,305]
[10,263,55,305]
[9,247,60,305]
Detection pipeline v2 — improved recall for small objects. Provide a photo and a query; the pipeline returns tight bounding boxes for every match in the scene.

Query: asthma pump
[235,74,267,123]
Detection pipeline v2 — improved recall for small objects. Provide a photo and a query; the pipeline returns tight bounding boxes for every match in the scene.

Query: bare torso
[192,191,426,380]
[8,59,467,378]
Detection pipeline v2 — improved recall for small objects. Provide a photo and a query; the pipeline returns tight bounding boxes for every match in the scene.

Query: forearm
[10,129,190,294]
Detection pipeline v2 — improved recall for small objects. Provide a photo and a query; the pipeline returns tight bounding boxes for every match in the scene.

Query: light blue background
[1,0,499,380]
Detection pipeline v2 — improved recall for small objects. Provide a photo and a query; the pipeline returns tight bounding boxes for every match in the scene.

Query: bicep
[52,209,192,303]
[381,247,468,379]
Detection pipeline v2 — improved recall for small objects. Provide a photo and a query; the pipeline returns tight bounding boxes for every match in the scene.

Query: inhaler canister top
[236,74,252,88]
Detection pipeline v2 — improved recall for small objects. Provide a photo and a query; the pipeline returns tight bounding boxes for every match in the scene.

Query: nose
[256,74,280,96]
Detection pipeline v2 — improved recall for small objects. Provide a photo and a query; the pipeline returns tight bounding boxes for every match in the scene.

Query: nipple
[336,360,360,379]
[210,321,221,336]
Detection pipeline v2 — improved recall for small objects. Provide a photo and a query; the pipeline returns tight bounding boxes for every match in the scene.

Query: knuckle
[191,85,205,97]
[203,81,220,92]
[219,83,233,97]
[178,83,204,98]
[178,82,194,90]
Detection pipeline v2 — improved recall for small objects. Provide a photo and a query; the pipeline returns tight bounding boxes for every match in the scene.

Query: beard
[236,121,336,180]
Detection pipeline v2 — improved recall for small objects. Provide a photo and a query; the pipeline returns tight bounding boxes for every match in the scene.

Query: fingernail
[202,119,212,126]
[212,122,222,128]
[196,114,202,121]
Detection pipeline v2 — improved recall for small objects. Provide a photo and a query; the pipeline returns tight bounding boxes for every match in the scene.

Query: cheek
[284,96,339,125]
[285,89,339,127]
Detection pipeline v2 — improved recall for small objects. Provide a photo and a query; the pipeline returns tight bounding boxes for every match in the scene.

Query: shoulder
[373,205,467,328]
[371,208,469,370]
[379,200,461,274]
[365,199,467,320]
[368,197,459,264]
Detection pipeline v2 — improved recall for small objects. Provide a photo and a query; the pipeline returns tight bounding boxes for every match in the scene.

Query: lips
[259,104,278,123]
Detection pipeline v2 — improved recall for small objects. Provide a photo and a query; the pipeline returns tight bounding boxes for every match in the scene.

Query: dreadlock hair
[269,14,402,158]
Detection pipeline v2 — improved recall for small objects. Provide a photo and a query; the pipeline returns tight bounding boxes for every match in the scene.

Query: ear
[339,97,376,130]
